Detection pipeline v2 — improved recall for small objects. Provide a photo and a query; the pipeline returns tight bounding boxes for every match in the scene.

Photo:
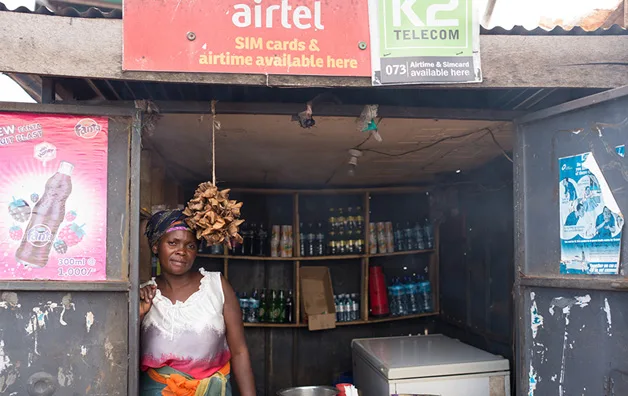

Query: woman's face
[604,208,612,221]
[153,229,198,275]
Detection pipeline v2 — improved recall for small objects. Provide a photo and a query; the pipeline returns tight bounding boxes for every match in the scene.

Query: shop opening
[137,104,516,396]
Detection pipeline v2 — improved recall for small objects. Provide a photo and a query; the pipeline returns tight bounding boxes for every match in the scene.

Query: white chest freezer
[352,334,510,396]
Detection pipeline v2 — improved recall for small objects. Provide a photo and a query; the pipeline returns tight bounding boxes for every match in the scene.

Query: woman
[139,210,256,396]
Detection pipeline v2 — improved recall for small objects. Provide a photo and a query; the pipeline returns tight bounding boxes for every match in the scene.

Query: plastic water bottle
[389,278,408,316]
[404,277,419,314]
[351,293,360,321]
[419,280,433,312]
[344,295,352,322]
[334,295,341,322]
[239,292,249,322]
[248,296,259,323]
[424,218,434,249]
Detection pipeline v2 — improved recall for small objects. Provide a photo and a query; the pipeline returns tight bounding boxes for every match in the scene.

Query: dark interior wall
[435,157,515,368]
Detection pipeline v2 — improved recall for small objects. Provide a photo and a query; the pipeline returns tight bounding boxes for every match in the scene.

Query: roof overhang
[1,12,627,89]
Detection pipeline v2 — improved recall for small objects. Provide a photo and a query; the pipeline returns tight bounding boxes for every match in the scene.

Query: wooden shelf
[367,312,438,324]
[243,322,298,328]
[241,312,438,328]
[197,253,228,259]
[369,249,435,258]
[299,254,364,261]
[226,255,296,261]
[198,250,434,261]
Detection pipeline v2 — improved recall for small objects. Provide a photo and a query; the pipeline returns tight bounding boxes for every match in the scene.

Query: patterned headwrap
[145,209,194,248]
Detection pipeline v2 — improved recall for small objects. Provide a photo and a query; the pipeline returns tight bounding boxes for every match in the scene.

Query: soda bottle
[307,223,315,257]
[285,290,294,323]
[299,223,306,257]
[256,224,268,256]
[278,290,286,323]
[328,208,336,234]
[269,289,279,323]
[16,161,73,268]
[258,289,268,322]
[315,223,325,256]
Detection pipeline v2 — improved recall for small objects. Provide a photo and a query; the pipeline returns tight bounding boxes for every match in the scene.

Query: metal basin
[276,386,339,396]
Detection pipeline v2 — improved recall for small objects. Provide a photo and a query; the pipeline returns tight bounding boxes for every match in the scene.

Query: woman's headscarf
[145,209,194,248]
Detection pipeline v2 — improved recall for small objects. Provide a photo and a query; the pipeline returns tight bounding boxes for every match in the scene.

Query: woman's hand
[140,284,157,321]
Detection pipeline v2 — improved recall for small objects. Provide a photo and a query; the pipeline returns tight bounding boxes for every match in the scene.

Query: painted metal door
[0,102,142,396]
[515,86,628,396]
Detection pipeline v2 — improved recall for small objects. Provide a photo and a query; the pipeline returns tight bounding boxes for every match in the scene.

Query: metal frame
[513,84,628,396]
[0,101,141,396]
[128,109,142,396]
[51,100,525,121]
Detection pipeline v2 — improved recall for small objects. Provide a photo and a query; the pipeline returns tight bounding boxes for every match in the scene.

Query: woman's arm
[222,276,256,396]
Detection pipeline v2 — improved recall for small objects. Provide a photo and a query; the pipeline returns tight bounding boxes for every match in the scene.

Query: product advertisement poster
[0,113,108,280]
[368,0,481,85]
[559,150,624,275]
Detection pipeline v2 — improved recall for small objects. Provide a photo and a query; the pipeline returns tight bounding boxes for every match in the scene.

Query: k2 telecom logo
[382,0,472,55]
[369,0,480,85]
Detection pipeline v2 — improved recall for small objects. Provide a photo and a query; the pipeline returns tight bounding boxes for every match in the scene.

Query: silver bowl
[276,386,340,396]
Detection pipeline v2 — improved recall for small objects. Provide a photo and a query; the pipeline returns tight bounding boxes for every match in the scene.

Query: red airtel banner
[123,0,372,77]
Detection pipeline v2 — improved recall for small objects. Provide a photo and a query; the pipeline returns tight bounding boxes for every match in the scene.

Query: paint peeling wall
[525,288,626,395]
[516,89,628,396]
[0,291,128,395]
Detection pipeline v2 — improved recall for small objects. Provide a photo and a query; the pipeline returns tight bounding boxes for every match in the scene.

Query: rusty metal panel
[0,291,128,395]
[525,287,626,396]
[514,86,628,396]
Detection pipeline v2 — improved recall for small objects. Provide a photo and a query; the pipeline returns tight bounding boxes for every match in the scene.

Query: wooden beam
[0,12,627,89]
[41,78,56,104]
[51,99,526,121]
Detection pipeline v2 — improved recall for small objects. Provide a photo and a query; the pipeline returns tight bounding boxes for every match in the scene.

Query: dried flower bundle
[183,182,244,248]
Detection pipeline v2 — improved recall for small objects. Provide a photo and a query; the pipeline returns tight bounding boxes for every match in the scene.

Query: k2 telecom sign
[368,0,481,85]
[123,0,372,76]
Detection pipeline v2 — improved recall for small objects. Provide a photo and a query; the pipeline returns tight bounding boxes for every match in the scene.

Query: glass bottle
[285,290,294,323]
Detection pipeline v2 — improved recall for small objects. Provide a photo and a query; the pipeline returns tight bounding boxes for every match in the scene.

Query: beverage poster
[0,113,108,280]
[559,150,624,275]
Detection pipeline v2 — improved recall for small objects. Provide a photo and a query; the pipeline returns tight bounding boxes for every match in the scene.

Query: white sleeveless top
[140,269,231,379]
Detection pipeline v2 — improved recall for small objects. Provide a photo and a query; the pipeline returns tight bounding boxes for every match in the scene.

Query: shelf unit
[194,187,440,329]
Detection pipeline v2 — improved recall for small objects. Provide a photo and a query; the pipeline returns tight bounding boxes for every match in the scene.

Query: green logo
[379,0,472,57]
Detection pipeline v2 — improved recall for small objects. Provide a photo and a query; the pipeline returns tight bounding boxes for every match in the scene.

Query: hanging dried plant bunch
[183,182,244,248]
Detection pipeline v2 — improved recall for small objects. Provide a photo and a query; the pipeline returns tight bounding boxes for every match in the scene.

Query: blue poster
[559,152,624,274]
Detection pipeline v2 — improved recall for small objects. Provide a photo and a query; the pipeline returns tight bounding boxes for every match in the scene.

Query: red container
[336,383,352,396]
[369,266,389,316]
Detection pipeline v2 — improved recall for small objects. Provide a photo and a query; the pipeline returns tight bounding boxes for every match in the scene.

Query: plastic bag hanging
[357,104,382,142]
[297,102,316,128]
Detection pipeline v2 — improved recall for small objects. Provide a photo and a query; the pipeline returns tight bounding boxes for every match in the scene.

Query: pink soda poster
[0,112,108,280]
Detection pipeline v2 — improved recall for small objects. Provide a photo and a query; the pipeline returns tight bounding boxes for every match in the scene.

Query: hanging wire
[488,129,514,163]
[210,100,221,185]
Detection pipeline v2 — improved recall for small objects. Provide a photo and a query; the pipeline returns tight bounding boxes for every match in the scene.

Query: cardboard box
[300,266,336,331]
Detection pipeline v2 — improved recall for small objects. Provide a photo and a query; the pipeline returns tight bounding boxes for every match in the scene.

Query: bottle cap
[58,161,74,176]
